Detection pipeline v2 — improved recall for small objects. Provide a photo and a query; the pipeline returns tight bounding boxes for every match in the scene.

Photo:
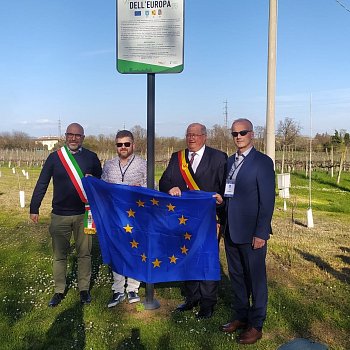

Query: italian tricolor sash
[178,150,200,190]
[57,145,96,234]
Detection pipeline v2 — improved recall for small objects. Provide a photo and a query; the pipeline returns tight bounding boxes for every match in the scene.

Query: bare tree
[207,124,231,152]
[277,117,301,172]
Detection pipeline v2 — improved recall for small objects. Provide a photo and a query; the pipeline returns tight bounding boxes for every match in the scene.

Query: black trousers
[183,280,218,310]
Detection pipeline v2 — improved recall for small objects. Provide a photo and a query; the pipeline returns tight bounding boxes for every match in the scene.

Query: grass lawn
[0,166,349,349]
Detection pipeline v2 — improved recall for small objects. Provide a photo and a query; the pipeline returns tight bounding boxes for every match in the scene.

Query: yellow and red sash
[57,145,96,234]
[178,150,220,230]
[177,150,200,190]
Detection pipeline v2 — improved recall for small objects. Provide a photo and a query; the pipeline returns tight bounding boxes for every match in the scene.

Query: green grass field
[0,166,349,349]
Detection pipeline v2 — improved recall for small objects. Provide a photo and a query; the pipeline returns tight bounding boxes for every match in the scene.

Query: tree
[277,117,301,148]
[131,125,147,155]
[207,124,230,152]
[277,117,301,172]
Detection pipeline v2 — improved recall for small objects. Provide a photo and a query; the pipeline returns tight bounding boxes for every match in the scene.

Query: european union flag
[82,177,220,283]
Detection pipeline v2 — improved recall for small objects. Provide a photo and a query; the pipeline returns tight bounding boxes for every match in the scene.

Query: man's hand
[30,214,39,223]
[213,193,223,205]
[252,236,265,249]
[169,187,182,197]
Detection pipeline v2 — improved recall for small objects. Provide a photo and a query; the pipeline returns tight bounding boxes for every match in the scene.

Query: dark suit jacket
[159,146,227,219]
[226,147,275,244]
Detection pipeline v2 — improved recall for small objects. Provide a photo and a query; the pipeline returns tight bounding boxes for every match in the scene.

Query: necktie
[189,152,197,166]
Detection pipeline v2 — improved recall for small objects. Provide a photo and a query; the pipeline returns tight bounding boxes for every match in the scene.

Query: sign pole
[144,73,160,310]
[116,0,184,310]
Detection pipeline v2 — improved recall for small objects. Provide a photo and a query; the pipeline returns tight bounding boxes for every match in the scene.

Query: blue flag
[82,177,220,283]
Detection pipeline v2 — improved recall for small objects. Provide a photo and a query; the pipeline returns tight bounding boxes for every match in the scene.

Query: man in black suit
[159,122,227,319]
[220,118,275,344]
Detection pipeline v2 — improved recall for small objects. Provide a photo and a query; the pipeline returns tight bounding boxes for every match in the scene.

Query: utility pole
[265,0,277,164]
[58,118,62,139]
[223,99,228,129]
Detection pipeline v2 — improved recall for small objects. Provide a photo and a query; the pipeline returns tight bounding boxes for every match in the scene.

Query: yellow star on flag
[184,232,192,240]
[136,199,145,207]
[169,255,178,264]
[141,253,147,262]
[127,208,135,217]
[130,239,139,248]
[167,203,176,211]
[181,245,189,255]
[123,224,133,233]
[150,198,159,206]
[178,215,188,225]
[152,258,162,268]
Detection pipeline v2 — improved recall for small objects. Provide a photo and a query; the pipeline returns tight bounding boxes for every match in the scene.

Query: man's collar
[236,146,253,158]
[68,147,82,154]
[189,144,205,156]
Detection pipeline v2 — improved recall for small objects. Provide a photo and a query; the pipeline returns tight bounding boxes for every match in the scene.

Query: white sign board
[117,0,184,74]
[277,173,291,190]
[277,173,291,199]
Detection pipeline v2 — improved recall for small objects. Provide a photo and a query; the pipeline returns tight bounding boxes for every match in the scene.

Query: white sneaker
[107,292,125,308]
[127,291,140,304]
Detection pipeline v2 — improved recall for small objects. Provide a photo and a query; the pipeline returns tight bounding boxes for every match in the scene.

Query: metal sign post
[143,73,160,309]
[116,0,184,310]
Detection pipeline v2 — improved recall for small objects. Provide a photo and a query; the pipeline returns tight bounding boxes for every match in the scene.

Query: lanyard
[119,155,135,182]
[228,154,245,180]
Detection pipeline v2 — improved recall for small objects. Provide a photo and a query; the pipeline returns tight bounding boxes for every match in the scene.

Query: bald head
[65,123,85,151]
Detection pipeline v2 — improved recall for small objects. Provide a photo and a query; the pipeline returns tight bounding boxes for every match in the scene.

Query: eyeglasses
[231,130,252,137]
[186,133,205,138]
[66,133,83,139]
[116,142,132,147]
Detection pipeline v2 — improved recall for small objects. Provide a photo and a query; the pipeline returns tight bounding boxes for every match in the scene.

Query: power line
[335,0,350,12]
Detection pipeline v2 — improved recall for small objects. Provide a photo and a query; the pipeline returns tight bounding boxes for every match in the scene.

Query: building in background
[35,136,60,150]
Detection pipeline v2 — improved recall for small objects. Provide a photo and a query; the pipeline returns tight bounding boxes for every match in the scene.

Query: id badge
[224,179,235,198]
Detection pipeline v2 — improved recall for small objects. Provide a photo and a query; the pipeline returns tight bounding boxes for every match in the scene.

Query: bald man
[30,123,102,307]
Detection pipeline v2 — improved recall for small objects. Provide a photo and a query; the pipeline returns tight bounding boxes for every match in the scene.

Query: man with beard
[101,130,147,308]
[30,123,102,307]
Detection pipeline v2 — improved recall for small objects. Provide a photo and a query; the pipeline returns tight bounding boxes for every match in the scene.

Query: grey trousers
[49,213,92,293]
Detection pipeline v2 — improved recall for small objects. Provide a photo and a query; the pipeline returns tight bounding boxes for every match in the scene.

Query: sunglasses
[231,130,252,137]
[116,142,132,147]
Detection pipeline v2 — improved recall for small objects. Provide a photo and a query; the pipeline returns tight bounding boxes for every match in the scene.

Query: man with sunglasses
[159,122,227,319]
[220,118,275,344]
[30,123,102,307]
[101,130,147,308]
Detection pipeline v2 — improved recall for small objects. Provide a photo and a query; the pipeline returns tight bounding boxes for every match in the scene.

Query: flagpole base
[142,283,160,310]
[142,299,160,310]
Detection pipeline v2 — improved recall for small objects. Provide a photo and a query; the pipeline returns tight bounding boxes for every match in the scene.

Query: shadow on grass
[295,248,349,284]
[269,280,322,338]
[38,302,85,349]
[339,246,350,254]
[292,220,307,228]
[115,328,146,349]
[90,235,103,291]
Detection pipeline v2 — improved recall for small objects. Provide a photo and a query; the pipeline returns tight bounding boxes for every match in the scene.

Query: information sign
[117,0,184,74]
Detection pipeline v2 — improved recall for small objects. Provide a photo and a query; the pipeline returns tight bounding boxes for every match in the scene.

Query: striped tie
[190,152,197,166]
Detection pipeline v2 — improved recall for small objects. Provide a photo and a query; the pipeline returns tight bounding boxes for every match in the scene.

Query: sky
[0,0,349,138]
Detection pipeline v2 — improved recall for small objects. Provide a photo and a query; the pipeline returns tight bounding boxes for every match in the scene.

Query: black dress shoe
[176,300,199,312]
[80,290,91,304]
[48,293,64,307]
[196,307,213,319]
